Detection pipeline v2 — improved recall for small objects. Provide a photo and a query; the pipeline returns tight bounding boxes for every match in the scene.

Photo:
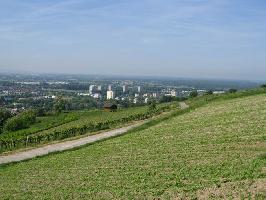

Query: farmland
[0,103,176,153]
[0,93,265,199]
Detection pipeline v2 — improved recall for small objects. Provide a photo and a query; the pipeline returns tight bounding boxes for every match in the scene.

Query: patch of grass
[0,93,266,199]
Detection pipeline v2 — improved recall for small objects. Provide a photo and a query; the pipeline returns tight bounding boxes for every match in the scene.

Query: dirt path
[179,102,190,109]
[0,102,189,165]
[0,122,144,165]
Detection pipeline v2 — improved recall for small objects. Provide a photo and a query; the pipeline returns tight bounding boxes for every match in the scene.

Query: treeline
[113,96,186,108]
[0,97,79,134]
[15,96,98,112]
[0,104,171,153]
[187,86,266,110]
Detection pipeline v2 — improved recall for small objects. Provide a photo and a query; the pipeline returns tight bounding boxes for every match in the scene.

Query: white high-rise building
[97,85,102,91]
[153,93,159,98]
[89,85,95,94]
[122,85,128,93]
[108,85,112,91]
[107,90,115,99]
[137,86,141,93]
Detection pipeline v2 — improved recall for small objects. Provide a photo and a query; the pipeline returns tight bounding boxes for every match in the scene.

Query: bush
[159,96,173,103]
[36,108,46,117]
[54,97,67,114]
[0,109,12,134]
[205,90,213,95]
[189,90,198,98]
[0,109,12,127]
[3,110,37,132]
[228,88,237,93]
[148,99,157,111]
[261,84,266,88]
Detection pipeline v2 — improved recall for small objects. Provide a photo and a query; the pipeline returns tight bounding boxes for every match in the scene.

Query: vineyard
[0,103,177,153]
[0,92,265,199]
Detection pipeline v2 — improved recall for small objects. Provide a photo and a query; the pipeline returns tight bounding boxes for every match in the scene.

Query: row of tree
[188,88,239,98]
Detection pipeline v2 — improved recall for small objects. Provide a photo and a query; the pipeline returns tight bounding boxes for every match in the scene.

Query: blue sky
[0,0,266,80]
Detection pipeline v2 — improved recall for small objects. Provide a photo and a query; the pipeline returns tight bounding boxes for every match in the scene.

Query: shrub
[189,90,198,98]
[0,109,12,134]
[3,110,37,132]
[0,109,12,129]
[159,96,173,103]
[36,108,46,117]
[228,88,237,93]
[54,97,67,114]
[205,90,213,95]
[148,99,157,111]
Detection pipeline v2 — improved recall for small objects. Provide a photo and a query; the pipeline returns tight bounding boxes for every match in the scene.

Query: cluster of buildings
[79,83,216,104]
[78,84,143,101]
[106,85,139,100]
[81,84,183,105]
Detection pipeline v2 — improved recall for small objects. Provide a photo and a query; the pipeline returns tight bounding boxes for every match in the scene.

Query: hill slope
[1,94,266,199]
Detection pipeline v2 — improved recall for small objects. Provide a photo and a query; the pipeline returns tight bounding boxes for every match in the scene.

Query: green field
[0,106,148,140]
[0,94,266,199]
[0,103,175,153]
[0,112,79,139]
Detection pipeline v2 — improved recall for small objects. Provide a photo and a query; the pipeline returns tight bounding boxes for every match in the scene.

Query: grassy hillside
[1,94,266,199]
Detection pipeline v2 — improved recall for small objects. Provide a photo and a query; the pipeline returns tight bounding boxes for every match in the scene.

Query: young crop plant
[0,92,265,199]
[0,103,173,153]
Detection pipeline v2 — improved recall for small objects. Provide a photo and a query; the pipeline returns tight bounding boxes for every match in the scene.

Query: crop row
[0,105,171,153]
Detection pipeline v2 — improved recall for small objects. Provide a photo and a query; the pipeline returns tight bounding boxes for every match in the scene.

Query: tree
[36,108,46,117]
[189,90,198,98]
[0,109,12,134]
[120,98,131,108]
[0,109,11,125]
[3,110,36,132]
[54,97,66,114]
[205,90,213,95]
[159,96,172,103]
[228,88,237,93]
[148,99,157,111]
[260,84,266,88]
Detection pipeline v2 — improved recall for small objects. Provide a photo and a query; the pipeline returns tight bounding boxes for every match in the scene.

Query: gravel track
[0,102,189,165]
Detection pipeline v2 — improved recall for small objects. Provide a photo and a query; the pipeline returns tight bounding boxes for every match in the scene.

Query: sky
[0,0,266,80]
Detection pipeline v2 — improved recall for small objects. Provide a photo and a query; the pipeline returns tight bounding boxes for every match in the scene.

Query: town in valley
[0,73,260,114]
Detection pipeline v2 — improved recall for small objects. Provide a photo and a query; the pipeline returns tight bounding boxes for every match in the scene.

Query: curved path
[0,102,189,165]
[179,102,190,109]
[0,123,143,165]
